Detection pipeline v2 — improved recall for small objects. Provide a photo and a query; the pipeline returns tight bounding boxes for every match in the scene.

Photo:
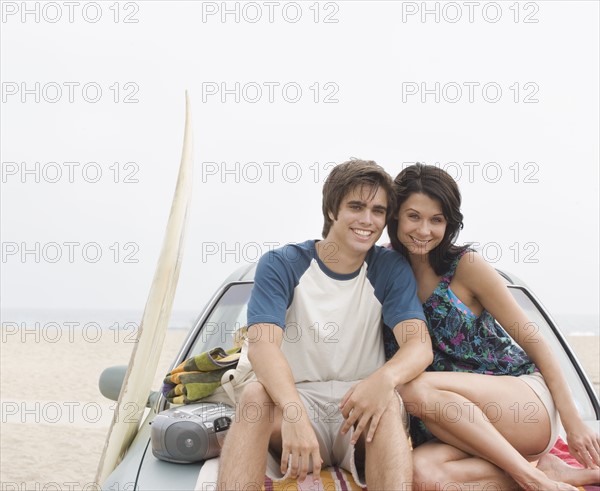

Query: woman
[386,163,600,491]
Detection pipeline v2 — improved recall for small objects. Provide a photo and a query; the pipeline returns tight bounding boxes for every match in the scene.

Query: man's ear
[328,210,335,221]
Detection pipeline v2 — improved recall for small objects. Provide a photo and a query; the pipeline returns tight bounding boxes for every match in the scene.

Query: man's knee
[366,393,410,446]
[239,381,272,405]
[379,392,408,430]
[235,381,278,427]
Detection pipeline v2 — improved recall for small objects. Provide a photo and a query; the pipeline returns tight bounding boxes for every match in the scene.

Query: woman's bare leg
[401,372,583,491]
[413,441,518,491]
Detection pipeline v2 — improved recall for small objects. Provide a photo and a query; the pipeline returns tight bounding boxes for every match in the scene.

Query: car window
[188,282,253,356]
[508,286,598,421]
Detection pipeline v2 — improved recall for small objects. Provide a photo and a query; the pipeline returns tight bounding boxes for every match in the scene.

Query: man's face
[325,184,388,256]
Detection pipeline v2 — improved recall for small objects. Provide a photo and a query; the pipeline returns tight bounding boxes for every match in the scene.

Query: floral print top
[383,249,537,446]
[423,251,537,375]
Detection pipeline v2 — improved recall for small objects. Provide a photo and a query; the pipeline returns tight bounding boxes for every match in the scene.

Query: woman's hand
[565,419,600,469]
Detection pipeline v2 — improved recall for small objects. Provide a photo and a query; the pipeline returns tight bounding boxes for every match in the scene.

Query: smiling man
[217,159,432,490]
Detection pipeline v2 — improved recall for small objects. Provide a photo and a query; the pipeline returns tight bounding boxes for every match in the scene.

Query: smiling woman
[397,193,447,254]
[386,163,600,491]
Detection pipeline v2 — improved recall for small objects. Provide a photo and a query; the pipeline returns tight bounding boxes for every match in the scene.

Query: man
[217,159,432,490]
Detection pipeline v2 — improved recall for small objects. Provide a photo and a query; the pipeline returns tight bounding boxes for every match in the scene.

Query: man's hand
[280,406,323,483]
[339,370,396,444]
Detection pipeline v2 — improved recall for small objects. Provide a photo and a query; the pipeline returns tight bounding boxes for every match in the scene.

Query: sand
[0,329,598,488]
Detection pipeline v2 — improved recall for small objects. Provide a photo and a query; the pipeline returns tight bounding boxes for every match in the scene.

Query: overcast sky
[1,1,598,334]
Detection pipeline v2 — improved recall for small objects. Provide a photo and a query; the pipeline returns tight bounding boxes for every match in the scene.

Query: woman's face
[397,192,447,257]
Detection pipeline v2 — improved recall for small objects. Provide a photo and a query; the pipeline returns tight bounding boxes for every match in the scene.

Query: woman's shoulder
[453,248,505,290]
[443,246,477,274]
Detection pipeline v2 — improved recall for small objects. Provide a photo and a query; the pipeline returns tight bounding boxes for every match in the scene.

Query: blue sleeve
[368,248,426,329]
[247,249,296,330]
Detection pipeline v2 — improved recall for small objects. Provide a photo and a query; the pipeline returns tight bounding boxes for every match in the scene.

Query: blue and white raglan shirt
[247,240,426,383]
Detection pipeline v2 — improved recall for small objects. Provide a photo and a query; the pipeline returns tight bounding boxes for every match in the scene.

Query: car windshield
[187,282,253,356]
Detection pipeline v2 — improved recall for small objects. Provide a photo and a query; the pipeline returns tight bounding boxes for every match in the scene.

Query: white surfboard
[95,93,194,485]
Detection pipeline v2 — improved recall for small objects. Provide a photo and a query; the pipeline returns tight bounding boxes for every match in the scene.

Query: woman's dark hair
[387,163,469,275]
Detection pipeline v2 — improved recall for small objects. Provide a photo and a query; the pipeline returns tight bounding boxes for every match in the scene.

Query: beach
[1,329,598,488]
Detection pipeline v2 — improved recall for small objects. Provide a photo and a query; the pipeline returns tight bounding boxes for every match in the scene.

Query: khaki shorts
[519,371,561,458]
[265,380,408,487]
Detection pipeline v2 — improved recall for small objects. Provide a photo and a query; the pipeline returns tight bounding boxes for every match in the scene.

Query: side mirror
[147,390,161,409]
[99,365,128,401]
[98,365,161,409]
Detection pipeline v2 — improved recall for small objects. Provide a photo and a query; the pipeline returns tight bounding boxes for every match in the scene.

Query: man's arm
[339,318,432,443]
[388,318,433,386]
[247,323,322,482]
